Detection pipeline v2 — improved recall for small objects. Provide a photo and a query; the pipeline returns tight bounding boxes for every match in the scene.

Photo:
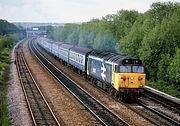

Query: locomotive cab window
[132,66,144,73]
[115,65,144,73]
[115,65,120,73]
[120,66,131,73]
[115,65,131,73]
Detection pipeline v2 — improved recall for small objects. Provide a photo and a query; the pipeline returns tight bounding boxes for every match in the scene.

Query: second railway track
[143,88,180,114]
[15,40,60,126]
[29,38,131,126]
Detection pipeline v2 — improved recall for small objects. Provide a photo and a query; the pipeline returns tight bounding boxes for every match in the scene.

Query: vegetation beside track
[0,19,19,125]
[0,35,15,125]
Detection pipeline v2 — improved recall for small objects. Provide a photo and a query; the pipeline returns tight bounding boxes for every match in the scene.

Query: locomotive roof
[88,51,142,65]
[70,46,93,55]
[89,51,116,60]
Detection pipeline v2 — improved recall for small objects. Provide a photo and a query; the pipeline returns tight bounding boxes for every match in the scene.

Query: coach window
[77,54,79,62]
[81,56,83,64]
[73,53,75,60]
[73,53,75,59]
[81,58,83,64]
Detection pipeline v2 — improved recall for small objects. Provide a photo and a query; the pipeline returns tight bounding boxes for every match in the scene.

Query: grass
[0,49,11,126]
[0,80,10,126]
[0,86,9,126]
[0,35,17,126]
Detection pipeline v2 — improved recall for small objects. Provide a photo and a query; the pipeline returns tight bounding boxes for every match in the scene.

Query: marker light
[138,76,143,81]
[121,75,126,81]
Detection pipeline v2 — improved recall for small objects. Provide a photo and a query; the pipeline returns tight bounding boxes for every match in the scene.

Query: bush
[0,35,14,126]
[168,48,180,84]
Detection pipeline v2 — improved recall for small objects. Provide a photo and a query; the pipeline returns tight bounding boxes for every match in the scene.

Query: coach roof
[70,46,93,55]
[60,43,74,50]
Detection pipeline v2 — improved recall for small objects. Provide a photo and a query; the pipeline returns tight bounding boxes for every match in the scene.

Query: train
[36,37,146,101]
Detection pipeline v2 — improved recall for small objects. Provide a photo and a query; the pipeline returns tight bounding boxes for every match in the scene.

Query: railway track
[137,89,180,126]
[15,40,60,126]
[143,88,180,113]
[137,99,180,126]
[29,38,131,126]
[123,88,180,126]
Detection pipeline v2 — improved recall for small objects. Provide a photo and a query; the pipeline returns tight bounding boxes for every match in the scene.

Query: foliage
[0,77,9,126]
[0,19,19,35]
[107,10,140,40]
[157,54,171,81]
[0,35,15,126]
[147,81,180,98]
[168,49,180,84]
[0,42,12,126]
[0,36,15,50]
[139,3,180,81]
[50,20,118,51]
[93,33,116,52]
[0,19,20,125]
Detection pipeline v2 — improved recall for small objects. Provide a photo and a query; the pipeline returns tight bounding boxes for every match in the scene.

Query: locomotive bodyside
[87,52,115,90]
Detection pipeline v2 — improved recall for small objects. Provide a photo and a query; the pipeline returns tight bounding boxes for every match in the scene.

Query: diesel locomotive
[37,37,146,101]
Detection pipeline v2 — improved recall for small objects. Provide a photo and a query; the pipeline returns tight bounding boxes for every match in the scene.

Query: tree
[168,48,180,84]
[0,19,19,35]
[137,2,180,81]
[93,33,116,52]
[157,54,171,81]
[108,10,140,40]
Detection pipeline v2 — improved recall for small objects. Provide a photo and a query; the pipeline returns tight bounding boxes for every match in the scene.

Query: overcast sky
[0,0,179,23]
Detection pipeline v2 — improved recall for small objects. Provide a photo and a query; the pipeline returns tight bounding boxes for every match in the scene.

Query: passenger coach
[69,46,93,73]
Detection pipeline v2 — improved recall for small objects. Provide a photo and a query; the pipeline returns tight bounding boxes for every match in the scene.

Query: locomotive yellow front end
[112,59,145,100]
